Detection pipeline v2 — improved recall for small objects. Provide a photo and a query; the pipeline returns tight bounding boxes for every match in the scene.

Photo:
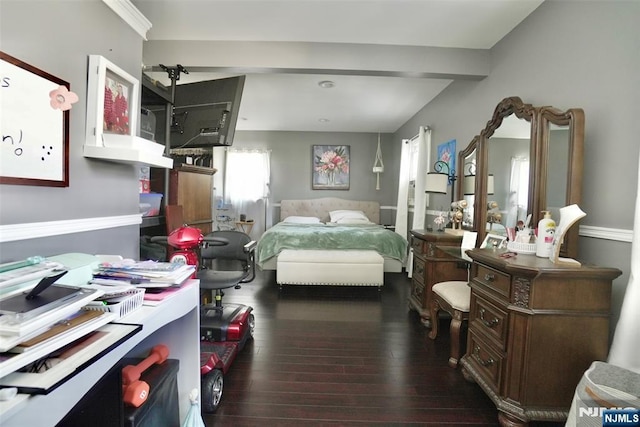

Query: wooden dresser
[460,248,622,427]
[152,164,216,234]
[408,230,469,327]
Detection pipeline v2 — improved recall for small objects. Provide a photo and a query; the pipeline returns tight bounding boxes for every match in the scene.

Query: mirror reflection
[545,123,570,222]
[486,114,531,236]
[462,149,476,230]
[467,96,584,258]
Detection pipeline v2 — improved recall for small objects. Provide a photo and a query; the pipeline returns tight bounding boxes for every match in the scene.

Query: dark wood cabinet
[460,248,622,427]
[408,230,469,327]
[151,164,216,235]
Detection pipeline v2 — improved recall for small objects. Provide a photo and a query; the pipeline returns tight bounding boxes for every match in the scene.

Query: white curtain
[224,149,271,236]
[412,126,431,230]
[395,140,411,241]
[505,156,530,228]
[395,126,431,276]
[608,151,640,373]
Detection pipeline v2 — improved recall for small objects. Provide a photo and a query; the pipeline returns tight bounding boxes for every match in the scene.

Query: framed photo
[437,139,456,184]
[480,233,507,249]
[85,55,139,148]
[0,51,70,187]
[312,145,350,190]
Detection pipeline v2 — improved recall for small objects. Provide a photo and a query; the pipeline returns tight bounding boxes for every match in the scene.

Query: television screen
[170,75,245,148]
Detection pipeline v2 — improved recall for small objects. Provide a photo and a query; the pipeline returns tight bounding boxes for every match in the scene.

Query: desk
[235,221,254,234]
[1,281,200,426]
[408,230,468,327]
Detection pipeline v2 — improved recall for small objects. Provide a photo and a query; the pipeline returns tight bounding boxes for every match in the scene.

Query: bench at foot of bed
[276,249,384,289]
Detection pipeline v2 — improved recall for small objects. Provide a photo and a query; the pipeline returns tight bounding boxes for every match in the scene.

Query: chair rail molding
[0,215,142,243]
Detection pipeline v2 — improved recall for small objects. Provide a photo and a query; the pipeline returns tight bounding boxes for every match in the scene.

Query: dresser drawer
[411,278,425,302]
[475,264,511,300]
[470,294,508,349]
[411,236,427,256]
[467,331,504,393]
[412,256,426,285]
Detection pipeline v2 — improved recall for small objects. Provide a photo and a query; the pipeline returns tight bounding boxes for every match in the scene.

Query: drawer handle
[479,308,499,328]
[483,273,495,282]
[473,346,495,367]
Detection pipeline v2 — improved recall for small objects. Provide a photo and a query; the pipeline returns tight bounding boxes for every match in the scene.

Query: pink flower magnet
[49,85,79,111]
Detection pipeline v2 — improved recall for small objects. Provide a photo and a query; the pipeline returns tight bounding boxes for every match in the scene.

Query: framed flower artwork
[0,51,72,187]
[85,55,139,148]
[312,145,350,190]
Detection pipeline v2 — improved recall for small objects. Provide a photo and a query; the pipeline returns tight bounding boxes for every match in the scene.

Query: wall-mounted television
[170,75,245,148]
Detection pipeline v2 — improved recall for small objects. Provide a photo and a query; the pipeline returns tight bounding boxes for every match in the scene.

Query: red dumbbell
[122,344,170,407]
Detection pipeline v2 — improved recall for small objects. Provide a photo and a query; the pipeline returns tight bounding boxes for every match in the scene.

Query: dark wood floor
[202,269,565,426]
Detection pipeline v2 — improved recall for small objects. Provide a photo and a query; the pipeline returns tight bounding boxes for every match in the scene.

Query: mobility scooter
[152,225,256,413]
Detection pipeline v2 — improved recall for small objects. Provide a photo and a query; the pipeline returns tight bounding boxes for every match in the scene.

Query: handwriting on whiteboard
[1,52,68,186]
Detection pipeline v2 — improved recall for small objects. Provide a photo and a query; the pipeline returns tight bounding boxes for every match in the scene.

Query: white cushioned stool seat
[432,281,471,311]
[429,280,471,368]
[277,249,384,287]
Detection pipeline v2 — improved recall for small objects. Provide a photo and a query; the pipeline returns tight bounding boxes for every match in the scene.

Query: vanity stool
[428,280,471,368]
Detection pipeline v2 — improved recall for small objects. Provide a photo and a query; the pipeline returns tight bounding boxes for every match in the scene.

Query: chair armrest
[243,240,257,253]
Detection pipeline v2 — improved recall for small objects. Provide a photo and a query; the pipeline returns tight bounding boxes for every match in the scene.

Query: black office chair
[197,230,256,310]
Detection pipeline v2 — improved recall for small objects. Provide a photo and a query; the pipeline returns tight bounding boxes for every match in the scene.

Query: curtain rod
[404,125,432,143]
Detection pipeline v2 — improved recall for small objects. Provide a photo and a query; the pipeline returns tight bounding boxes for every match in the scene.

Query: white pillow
[335,217,374,225]
[282,216,322,224]
[329,210,369,223]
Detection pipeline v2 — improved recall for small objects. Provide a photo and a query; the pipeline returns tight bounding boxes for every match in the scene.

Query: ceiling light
[318,80,335,89]
[318,118,330,123]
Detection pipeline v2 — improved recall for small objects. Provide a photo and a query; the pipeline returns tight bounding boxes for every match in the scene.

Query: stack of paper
[91,260,195,288]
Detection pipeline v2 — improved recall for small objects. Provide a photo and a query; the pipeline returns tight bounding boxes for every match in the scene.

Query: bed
[256,198,408,287]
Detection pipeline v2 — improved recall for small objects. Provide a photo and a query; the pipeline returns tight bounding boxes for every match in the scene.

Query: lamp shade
[425,172,448,194]
[463,175,475,195]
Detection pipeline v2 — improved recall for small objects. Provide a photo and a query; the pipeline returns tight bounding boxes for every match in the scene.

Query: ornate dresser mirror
[459,96,584,258]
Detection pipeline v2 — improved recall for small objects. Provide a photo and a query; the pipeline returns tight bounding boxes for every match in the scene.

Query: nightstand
[235,221,254,234]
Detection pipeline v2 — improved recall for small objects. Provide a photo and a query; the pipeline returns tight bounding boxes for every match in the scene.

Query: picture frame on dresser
[480,233,506,249]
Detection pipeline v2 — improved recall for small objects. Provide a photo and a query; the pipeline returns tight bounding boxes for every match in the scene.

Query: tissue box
[140,193,163,217]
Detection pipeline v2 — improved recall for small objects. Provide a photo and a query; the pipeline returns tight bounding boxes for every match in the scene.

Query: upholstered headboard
[280,197,380,224]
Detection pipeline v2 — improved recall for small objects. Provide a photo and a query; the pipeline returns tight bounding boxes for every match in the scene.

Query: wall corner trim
[0,215,142,243]
[102,0,152,41]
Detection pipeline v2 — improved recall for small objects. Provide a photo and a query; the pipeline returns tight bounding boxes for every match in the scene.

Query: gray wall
[392,0,639,337]
[231,130,401,225]
[1,0,638,339]
[0,0,145,261]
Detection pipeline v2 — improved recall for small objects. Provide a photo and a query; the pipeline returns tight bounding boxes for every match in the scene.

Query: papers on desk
[0,285,104,345]
[91,261,195,288]
[0,260,66,293]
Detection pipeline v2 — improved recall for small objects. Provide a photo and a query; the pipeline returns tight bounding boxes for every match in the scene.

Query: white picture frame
[85,55,139,148]
[480,233,507,249]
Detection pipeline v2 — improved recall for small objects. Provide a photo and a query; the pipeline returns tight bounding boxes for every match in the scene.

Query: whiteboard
[1,51,69,187]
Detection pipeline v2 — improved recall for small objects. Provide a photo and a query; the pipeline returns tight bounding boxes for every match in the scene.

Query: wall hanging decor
[0,51,72,187]
[373,133,384,190]
[85,54,140,150]
[312,145,350,190]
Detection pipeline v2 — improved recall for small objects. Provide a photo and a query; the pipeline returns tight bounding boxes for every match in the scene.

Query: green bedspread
[256,223,408,268]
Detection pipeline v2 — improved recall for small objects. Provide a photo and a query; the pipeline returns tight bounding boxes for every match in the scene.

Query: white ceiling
[132,0,544,133]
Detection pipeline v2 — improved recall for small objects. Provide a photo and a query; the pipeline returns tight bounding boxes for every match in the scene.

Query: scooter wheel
[202,369,224,413]
[248,313,255,339]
